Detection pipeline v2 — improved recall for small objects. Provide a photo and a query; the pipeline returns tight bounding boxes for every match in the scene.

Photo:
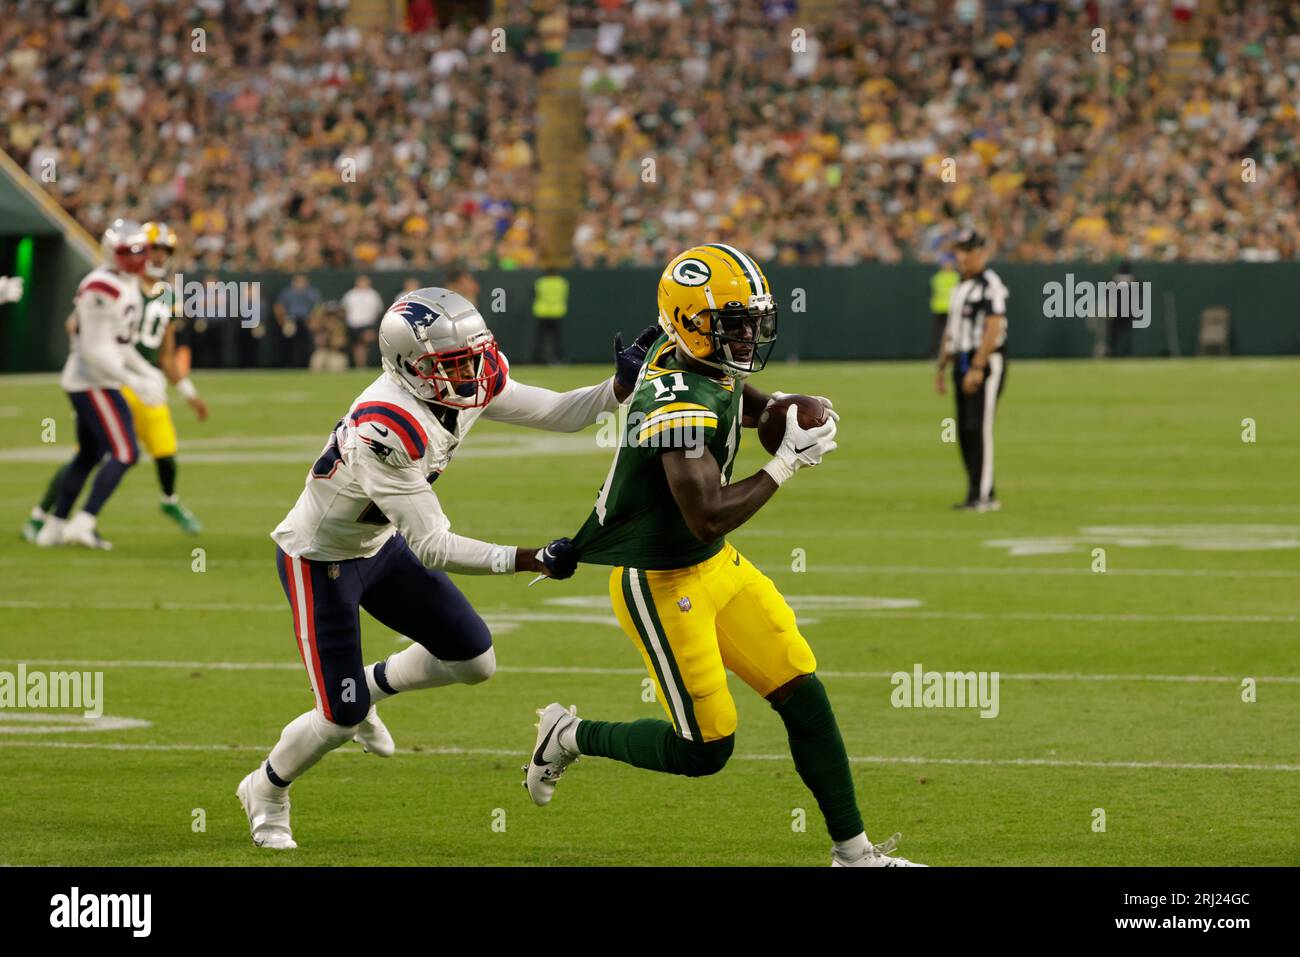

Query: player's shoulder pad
[630,380,722,451]
[77,268,125,301]
[348,398,429,465]
[983,268,1009,294]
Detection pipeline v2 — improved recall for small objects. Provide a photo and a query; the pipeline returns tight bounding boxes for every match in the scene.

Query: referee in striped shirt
[935,229,1008,512]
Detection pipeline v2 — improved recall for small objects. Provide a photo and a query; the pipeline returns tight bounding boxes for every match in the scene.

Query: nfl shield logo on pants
[328,563,341,581]
[677,596,692,613]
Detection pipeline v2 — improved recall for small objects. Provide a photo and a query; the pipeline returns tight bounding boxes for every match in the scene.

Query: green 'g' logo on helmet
[670,258,711,287]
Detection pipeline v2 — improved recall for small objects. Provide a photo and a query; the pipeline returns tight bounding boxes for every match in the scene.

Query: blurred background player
[22,221,208,541]
[524,244,921,867]
[127,222,208,532]
[935,229,1009,512]
[31,220,166,549]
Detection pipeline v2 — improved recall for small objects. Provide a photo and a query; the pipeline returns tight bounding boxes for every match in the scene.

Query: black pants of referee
[952,350,1007,504]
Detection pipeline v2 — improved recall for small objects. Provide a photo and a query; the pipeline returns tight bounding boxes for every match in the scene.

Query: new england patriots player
[34,220,168,550]
[237,286,656,849]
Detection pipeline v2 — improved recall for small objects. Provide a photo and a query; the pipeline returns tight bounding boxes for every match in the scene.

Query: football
[756,394,828,455]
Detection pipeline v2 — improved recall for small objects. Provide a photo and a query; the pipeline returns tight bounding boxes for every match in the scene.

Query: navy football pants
[276,534,492,726]
[52,389,139,519]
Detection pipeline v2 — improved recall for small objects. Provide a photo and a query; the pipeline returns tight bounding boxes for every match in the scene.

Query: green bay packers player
[21,221,207,542]
[523,244,923,866]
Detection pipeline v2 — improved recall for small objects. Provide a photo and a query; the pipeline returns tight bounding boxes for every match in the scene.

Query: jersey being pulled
[572,335,741,570]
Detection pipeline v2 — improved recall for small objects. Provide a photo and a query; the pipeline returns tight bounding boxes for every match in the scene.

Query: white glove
[766,391,840,423]
[761,403,838,487]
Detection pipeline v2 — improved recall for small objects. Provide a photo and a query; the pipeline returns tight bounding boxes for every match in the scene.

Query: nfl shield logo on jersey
[677,596,692,613]
[328,563,341,580]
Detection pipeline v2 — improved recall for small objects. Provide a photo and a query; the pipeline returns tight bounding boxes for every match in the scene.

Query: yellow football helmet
[142,221,178,280]
[657,244,777,378]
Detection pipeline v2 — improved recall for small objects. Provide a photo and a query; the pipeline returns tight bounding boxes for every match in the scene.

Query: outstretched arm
[349,432,558,576]
[482,376,620,432]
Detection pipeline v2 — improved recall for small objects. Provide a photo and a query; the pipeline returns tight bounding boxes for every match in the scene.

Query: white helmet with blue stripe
[378,287,506,409]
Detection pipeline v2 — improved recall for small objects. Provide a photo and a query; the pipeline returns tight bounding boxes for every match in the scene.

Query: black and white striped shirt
[944,269,1009,355]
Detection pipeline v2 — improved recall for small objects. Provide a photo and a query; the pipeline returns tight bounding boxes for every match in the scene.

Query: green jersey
[134,281,173,367]
[573,335,742,570]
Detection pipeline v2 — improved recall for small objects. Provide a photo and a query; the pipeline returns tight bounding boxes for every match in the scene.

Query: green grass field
[1,359,1297,866]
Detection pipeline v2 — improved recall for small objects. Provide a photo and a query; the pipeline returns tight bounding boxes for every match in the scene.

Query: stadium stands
[1,0,1296,271]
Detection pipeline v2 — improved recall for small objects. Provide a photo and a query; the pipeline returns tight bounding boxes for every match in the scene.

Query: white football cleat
[832,833,926,867]
[62,512,112,550]
[236,768,297,850]
[34,516,66,548]
[523,702,580,807]
[353,706,395,757]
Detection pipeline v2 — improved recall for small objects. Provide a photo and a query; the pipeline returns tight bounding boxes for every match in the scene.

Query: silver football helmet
[100,218,149,275]
[378,287,506,408]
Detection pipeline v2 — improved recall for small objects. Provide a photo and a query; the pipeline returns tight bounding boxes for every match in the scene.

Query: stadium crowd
[1,0,1297,271]
[574,0,1300,265]
[1,0,542,273]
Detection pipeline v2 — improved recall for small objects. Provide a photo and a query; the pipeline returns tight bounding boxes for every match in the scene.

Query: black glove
[537,537,579,580]
[614,323,662,392]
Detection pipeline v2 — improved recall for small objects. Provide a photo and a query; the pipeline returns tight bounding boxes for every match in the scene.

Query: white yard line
[5,556,1299,579]
[771,564,1300,579]
[4,657,1297,684]
[0,599,1293,624]
[0,739,1294,772]
[1098,504,1300,514]
[0,602,620,626]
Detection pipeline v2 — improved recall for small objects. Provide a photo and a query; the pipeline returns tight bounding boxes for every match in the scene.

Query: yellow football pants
[121,386,178,459]
[609,543,817,743]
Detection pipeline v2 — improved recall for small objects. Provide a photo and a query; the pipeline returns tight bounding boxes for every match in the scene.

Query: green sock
[38,463,69,514]
[772,675,864,842]
[576,718,733,777]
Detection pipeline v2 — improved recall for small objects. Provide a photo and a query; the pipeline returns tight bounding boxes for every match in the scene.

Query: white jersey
[59,266,165,402]
[271,360,619,572]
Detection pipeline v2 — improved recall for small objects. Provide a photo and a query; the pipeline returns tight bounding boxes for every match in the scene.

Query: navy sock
[265,762,290,788]
[374,660,397,696]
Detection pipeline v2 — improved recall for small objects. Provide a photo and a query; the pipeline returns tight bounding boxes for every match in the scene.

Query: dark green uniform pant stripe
[624,568,701,742]
[634,570,703,742]
[622,569,677,731]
